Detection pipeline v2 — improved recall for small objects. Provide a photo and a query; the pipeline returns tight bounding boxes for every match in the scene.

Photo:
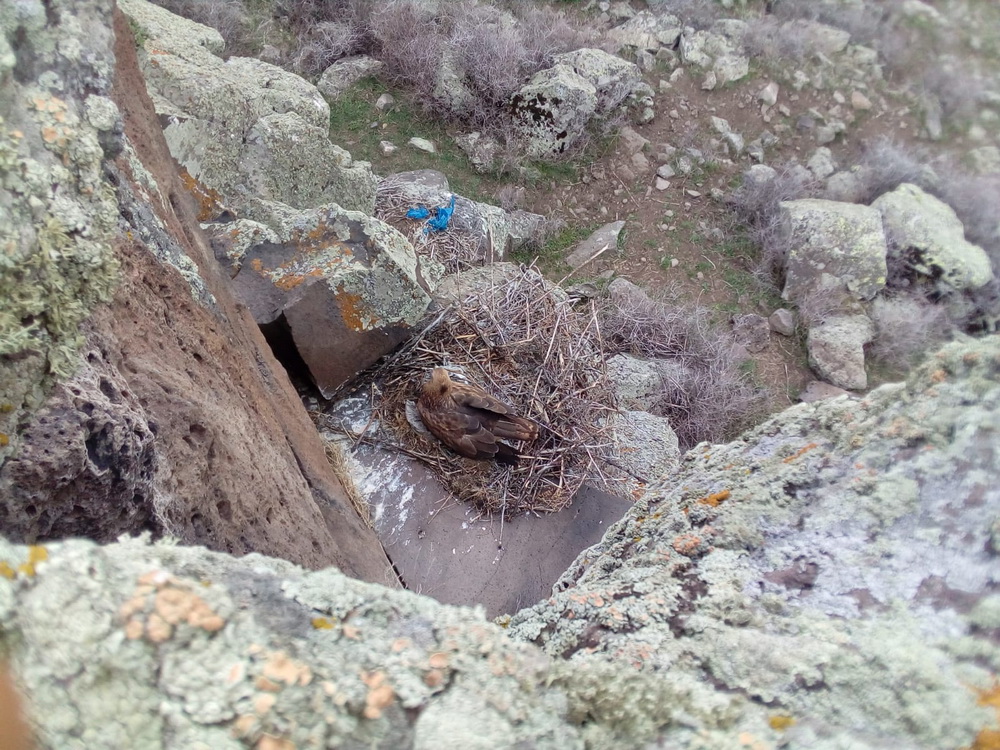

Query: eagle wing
[417,395,506,460]
[450,383,539,442]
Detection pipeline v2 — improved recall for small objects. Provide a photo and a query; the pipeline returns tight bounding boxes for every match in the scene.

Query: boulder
[565,221,625,270]
[227,207,432,397]
[119,0,376,217]
[608,10,682,52]
[779,199,888,304]
[610,409,680,482]
[806,313,874,390]
[872,183,994,293]
[605,354,663,410]
[552,48,642,116]
[679,22,750,87]
[237,112,377,214]
[316,55,384,100]
[510,65,597,157]
[780,19,851,56]
[768,308,796,336]
[799,379,851,403]
[732,313,770,353]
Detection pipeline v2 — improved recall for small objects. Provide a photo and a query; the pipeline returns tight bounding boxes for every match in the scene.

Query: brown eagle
[417,368,538,463]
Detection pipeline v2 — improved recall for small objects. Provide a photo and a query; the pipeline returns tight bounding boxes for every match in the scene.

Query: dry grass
[600,284,767,450]
[324,265,621,517]
[321,438,373,529]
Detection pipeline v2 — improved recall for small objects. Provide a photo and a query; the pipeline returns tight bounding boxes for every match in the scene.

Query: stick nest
[352,265,621,516]
[375,180,489,274]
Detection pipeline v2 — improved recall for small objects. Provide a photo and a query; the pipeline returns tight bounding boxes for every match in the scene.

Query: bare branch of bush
[293,21,365,77]
[867,293,953,372]
[600,286,767,450]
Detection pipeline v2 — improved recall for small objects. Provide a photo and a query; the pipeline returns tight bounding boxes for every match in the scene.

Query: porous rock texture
[3,337,998,748]
[0,0,390,579]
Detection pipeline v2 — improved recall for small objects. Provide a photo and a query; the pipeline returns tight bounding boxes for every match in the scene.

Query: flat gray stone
[565,221,625,270]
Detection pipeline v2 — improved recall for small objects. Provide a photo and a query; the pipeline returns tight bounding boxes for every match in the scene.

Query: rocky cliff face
[0,0,391,580]
[2,336,997,749]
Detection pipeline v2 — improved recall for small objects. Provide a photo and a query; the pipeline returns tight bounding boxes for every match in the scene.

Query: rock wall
[0,0,391,580]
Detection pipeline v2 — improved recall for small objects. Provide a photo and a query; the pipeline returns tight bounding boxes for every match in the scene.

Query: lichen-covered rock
[316,55,384,100]
[607,10,682,52]
[679,22,750,87]
[3,0,391,578]
[0,535,667,748]
[779,199,888,303]
[237,112,376,214]
[806,313,874,390]
[119,0,376,217]
[0,0,121,453]
[510,65,597,157]
[510,336,1000,748]
[228,205,432,396]
[610,410,680,482]
[872,183,994,293]
[551,49,642,116]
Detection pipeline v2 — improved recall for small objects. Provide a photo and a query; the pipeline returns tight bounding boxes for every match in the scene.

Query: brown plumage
[417,368,538,463]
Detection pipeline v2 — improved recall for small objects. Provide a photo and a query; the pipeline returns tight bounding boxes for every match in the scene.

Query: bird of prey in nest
[416,367,538,464]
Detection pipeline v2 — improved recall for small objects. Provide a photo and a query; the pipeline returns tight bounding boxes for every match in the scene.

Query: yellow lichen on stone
[0,561,14,579]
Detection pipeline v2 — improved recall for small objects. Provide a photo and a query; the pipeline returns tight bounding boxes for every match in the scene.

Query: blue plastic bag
[426,195,456,232]
[406,205,430,220]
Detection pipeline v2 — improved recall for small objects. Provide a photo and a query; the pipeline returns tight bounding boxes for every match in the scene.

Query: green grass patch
[328,79,496,202]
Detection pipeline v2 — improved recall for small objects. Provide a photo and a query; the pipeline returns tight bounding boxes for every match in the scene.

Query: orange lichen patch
[0,433,9,447]
[428,652,450,669]
[254,693,277,715]
[17,546,49,577]
[361,671,395,720]
[930,369,948,383]
[337,288,372,332]
[342,625,360,640]
[783,443,818,463]
[311,617,335,630]
[697,490,731,507]
[146,613,173,643]
[391,638,411,653]
[250,258,264,272]
[974,681,1000,710]
[124,618,144,640]
[257,735,295,750]
[255,676,282,692]
[963,352,981,365]
[179,169,226,222]
[226,663,245,685]
[262,651,312,687]
[154,585,225,631]
[769,714,795,731]
[424,669,444,688]
[971,728,1000,750]
[231,714,256,738]
[672,533,703,557]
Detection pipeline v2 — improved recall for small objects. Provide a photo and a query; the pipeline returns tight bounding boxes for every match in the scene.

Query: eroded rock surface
[0,0,390,577]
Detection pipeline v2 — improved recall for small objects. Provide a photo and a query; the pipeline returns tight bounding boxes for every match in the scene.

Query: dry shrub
[367,0,445,96]
[726,166,820,286]
[344,266,619,516]
[867,294,953,372]
[293,21,366,76]
[600,286,767,450]
[853,136,934,204]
